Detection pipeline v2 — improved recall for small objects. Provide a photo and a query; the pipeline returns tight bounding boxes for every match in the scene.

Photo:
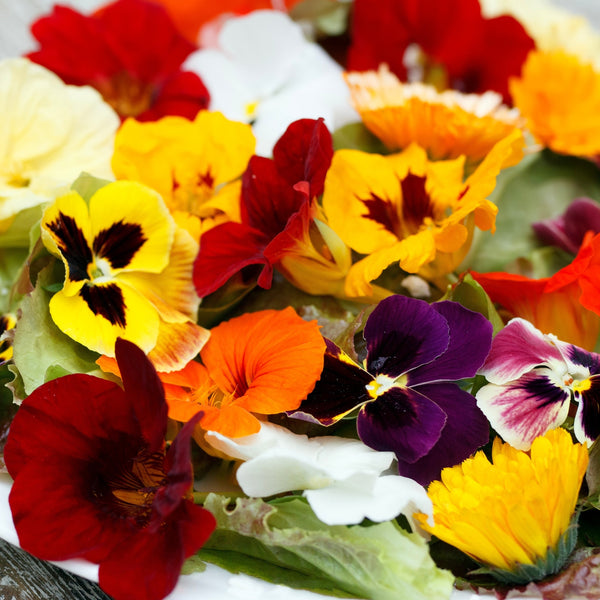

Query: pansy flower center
[366,373,407,399]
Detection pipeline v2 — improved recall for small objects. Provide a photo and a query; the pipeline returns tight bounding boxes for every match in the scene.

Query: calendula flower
[28,0,209,121]
[193,118,359,300]
[323,131,523,297]
[136,307,325,438]
[204,421,433,527]
[416,428,588,584]
[4,338,216,600]
[348,0,535,103]
[293,295,492,485]
[510,50,600,159]
[476,318,600,450]
[41,180,208,371]
[0,58,118,233]
[471,232,600,350]
[184,10,357,156]
[345,66,525,165]
[112,111,255,239]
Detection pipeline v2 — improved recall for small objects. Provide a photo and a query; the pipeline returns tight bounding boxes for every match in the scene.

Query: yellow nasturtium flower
[112,111,255,239]
[41,181,209,371]
[322,130,523,297]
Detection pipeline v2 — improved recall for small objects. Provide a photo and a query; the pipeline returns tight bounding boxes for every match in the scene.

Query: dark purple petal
[292,339,373,425]
[396,383,489,485]
[574,375,600,443]
[116,338,168,452]
[364,295,449,378]
[408,301,492,385]
[561,342,600,376]
[356,386,446,463]
[476,366,571,450]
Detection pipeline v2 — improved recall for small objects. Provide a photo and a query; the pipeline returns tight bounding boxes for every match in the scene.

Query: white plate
[0,473,488,600]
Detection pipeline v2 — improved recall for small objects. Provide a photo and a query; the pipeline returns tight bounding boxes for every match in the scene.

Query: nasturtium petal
[88,181,174,274]
[49,281,159,356]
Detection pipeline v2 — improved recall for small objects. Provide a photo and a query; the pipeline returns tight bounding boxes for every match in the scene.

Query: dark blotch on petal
[80,283,127,327]
[93,221,147,270]
[400,173,433,235]
[362,192,400,237]
[579,375,600,440]
[523,370,570,409]
[47,213,93,282]
[357,386,446,463]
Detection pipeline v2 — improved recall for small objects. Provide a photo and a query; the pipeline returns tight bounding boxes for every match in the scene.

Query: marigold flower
[471,232,600,350]
[27,0,209,121]
[293,295,492,485]
[323,131,522,297]
[416,428,588,582]
[345,66,524,165]
[4,338,216,600]
[510,50,600,158]
[41,180,208,371]
[112,111,255,239]
[476,318,600,450]
[348,0,535,103]
[0,58,118,234]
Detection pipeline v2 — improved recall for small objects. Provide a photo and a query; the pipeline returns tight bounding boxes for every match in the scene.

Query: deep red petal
[193,222,272,297]
[115,338,168,452]
[98,502,215,600]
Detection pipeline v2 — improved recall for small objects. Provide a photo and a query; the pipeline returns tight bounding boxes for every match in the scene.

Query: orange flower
[471,233,600,350]
[99,307,325,437]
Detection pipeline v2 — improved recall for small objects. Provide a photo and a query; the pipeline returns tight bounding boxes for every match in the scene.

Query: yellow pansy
[41,181,208,371]
[112,111,255,239]
[322,131,523,297]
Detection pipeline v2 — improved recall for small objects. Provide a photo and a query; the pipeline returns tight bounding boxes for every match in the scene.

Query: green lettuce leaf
[190,494,454,600]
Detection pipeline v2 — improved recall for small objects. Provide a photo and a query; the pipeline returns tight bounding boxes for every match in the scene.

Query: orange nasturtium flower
[112,111,255,240]
[510,50,600,159]
[345,65,525,167]
[99,307,326,438]
[41,181,208,371]
[471,232,600,351]
[322,130,523,297]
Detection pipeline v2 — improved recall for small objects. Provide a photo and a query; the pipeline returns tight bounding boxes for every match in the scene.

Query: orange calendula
[112,111,255,239]
[510,50,600,158]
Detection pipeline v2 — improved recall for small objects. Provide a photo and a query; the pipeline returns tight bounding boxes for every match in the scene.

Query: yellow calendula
[112,111,255,240]
[41,180,208,371]
[322,130,523,297]
[416,428,588,584]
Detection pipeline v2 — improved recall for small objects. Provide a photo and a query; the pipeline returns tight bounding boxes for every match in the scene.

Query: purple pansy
[291,295,493,485]
[476,317,600,450]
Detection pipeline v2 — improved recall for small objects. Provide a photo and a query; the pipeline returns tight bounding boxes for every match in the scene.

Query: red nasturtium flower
[4,339,216,600]
[27,0,209,121]
[471,232,600,351]
[348,0,535,103]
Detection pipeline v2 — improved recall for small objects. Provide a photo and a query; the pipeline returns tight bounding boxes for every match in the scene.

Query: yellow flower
[112,111,255,239]
[510,50,600,158]
[416,428,588,580]
[322,130,523,297]
[41,180,208,371]
[345,65,525,166]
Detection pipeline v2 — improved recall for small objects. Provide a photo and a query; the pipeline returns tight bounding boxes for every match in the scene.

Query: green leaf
[12,263,101,396]
[332,122,389,154]
[468,150,600,273]
[193,494,454,600]
[70,172,112,203]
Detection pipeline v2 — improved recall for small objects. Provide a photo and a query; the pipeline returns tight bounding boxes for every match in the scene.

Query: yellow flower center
[366,373,407,398]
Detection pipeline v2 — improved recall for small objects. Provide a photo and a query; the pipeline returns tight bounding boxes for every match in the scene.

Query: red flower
[348,0,535,103]
[4,339,216,600]
[28,0,209,121]
[193,117,333,297]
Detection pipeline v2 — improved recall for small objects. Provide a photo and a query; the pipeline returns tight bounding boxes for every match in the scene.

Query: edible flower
[41,180,208,371]
[112,111,255,239]
[205,421,433,527]
[4,338,216,600]
[416,428,588,584]
[476,317,600,450]
[28,0,209,121]
[0,58,118,234]
[293,295,492,485]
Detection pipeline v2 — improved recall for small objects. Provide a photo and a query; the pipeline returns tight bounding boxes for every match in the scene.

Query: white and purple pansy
[291,295,493,485]
[476,318,600,450]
